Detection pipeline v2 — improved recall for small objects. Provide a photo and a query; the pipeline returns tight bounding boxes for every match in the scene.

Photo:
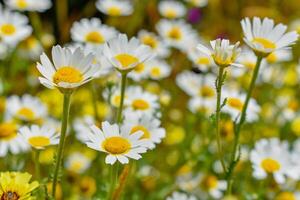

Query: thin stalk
[215,66,227,172]
[226,56,263,193]
[108,163,119,200]
[52,92,72,197]
[116,73,128,124]
[34,150,41,180]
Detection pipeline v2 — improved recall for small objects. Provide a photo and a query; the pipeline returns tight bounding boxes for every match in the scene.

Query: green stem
[34,150,41,180]
[215,66,227,173]
[90,81,99,122]
[108,163,119,200]
[226,56,263,193]
[29,12,43,41]
[116,73,127,124]
[52,92,72,197]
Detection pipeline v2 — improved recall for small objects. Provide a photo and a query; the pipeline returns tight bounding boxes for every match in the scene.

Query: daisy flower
[146,59,171,80]
[65,152,92,174]
[0,171,39,199]
[187,45,214,71]
[236,48,257,71]
[184,0,208,7]
[36,45,97,90]
[95,0,133,17]
[137,30,170,58]
[188,97,216,116]
[197,39,242,68]
[73,115,95,143]
[241,17,299,56]
[103,34,153,72]
[5,94,47,123]
[85,121,151,165]
[122,112,166,149]
[0,6,32,45]
[124,86,160,116]
[19,36,43,60]
[5,0,52,12]
[250,138,292,184]
[198,174,227,199]
[0,121,29,157]
[18,125,59,150]
[102,85,130,108]
[166,191,197,200]
[223,89,260,122]
[70,18,118,46]
[158,1,187,19]
[156,19,198,51]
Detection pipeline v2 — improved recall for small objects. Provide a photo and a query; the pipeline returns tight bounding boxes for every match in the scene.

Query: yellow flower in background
[0,171,39,200]
[82,101,110,120]
[39,89,62,118]
[275,192,297,200]
[39,147,56,164]
[78,176,96,197]
[291,117,300,136]
[164,125,185,145]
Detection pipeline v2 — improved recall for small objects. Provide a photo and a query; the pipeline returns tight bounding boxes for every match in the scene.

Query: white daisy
[188,97,216,116]
[5,0,52,12]
[103,34,154,72]
[0,121,29,157]
[137,30,170,58]
[65,152,92,174]
[0,6,32,45]
[241,17,299,56]
[166,191,197,200]
[187,44,214,71]
[197,38,242,68]
[158,1,186,19]
[36,45,97,90]
[70,18,118,46]
[85,121,151,165]
[18,124,59,149]
[146,59,171,80]
[5,94,47,123]
[127,60,150,82]
[250,138,292,184]
[73,115,95,143]
[19,36,43,60]
[95,0,133,17]
[198,174,227,199]
[102,85,130,108]
[184,0,208,7]
[122,112,166,149]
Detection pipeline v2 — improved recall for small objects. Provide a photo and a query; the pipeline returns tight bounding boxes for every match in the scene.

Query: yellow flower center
[102,136,131,154]
[1,191,20,200]
[197,57,210,65]
[291,117,300,135]
[53,66,83,84]
[261,158,281,173]
[1,24,16,35]
[130,125,151,139]
[150,67,161,77]
[252,37,276,49]
[275,192,296,200]
[266,52,277,63]
[200,86,215,98]
[0,122,17,140]
[70,161,83,172]
[132,99,150,110]
[114,54,139,69]
[142,35,157,49]
[112,95,121,107]
[107,6,121,16]
[201,175,218,190]
[243,61,255,70]
[16,0,28,8]
[167,27,182,40]
[134,63,145,73]
[17,107,35,120]
[227,98,243,111]
[28,136,50,148]
[165,9,177,18]
[85,31,104,44]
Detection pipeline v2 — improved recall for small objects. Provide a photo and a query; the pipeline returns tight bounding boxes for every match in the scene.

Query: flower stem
[52,92,72,197]
[90,81,99,122]
[34,149,41,180]
[226,56,263,193]
[116,73,128,124]
[108,163,119,200]
[215,66,227,173]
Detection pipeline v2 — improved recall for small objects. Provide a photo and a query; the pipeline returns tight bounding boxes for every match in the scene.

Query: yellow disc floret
[28,136,50,148]
[102,136,131,154]
[85,31,104,44]
[53,66,83,84]
[1,24,16,35]
[131,125,150,139]
[261,158,281,173]
[132,99,150,110]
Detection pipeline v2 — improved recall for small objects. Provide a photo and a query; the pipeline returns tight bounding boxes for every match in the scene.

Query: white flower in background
[102,85,130,108]
[18,125,59,149]
[73,115,95,143]
[65,152,92,174]
[177,173,201,192]
[198,174,227,199]
[138,30,170,58]
[158,1,186,19]
[122,112,166,149]
[5,94,47,123]
[188,97,215,116]
[0,121,29,157]
[197,39,242,68]
[85,121,151,165]
[250,138,292,184]
[70,18,118,46]
[146,59,171,80]
[156,19,198,51]
[5,0,52,12]
[95,0,133,17]
[265,49,292,64]
[187,45,214,71]
[103,34,154,71]
[290,19,300,34]
[166,191,197,200]
[36,45,97,90]
[125,86,160,116]
[241,17,299,56]
[236,48,257,71]
[184,0,208,7]
[127,60,150,82]
[223,89,260,122]
[19,36,43,60]
[0,6,32,45]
